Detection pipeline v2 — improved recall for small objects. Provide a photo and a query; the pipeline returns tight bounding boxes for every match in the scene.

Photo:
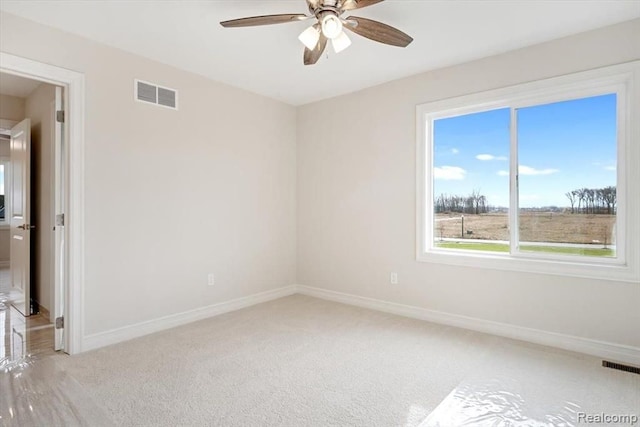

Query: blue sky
[433,93,617,208]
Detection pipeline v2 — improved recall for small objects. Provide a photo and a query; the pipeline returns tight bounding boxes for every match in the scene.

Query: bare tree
[434,191,491,214]
[566,186,616,215]
[585,189,595,214]
[469,189,481,215]
[576,188,586,214]
[565,191,577,214]
[478,195,487,214]
[601,186,616,215]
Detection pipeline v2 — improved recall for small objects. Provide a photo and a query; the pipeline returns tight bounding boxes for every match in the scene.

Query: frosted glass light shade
[321,14,343,39]
[332,31,351,53]
[299,25,320,50]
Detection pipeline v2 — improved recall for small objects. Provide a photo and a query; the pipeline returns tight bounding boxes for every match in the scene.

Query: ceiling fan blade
[341,0,384,11]
[344,16,413,47]
[306,0,322,9]
[304,34,328,65]
[220,14,308,28]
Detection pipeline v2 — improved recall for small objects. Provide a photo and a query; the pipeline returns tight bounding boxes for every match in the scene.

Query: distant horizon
[433,93,617,208]
[434,186,617,211]
[434,205,613,211]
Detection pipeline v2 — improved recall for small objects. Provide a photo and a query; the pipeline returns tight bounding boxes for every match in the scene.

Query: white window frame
[416,61,640,283]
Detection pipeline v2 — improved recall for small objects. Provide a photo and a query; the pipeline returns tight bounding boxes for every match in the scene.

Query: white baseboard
[296,285,640,366]
[82,285,297,352]
[80,283,640,366]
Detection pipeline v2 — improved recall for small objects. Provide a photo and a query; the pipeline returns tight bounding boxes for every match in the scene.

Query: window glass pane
[432,108,510,252]
[516,94,617,258]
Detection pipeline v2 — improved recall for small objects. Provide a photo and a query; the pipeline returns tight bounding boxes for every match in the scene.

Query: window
[516,95,617,258]
[432,108,510,253]
[417,63,640,282]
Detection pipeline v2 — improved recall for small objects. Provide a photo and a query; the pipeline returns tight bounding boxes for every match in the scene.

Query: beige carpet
[11,294,638,426]
[56,295,495,426]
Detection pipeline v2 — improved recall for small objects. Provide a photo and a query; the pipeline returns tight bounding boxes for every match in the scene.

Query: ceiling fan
[220,0,413,66]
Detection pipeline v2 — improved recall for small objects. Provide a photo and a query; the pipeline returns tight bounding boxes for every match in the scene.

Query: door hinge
[55,316,64,329]
[56,110,65,123]
[56,213,65,227]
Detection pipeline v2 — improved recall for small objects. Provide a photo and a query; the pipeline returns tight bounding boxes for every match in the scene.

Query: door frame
[1,52,85,355]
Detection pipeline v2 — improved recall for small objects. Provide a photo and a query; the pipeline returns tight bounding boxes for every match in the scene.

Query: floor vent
[602,360,640,375]
[135,79,178,110]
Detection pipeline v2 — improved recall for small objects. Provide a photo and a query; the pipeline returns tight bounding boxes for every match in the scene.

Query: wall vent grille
[602,360,640,375]
[135,79,178,110]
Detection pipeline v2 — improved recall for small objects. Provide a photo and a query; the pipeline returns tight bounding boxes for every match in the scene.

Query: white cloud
[604,165,616,171]
[519,165,559,176]
[451,148,460,154]
[496,165,559,176]
[434,166,466,180]
[476,154,508,161]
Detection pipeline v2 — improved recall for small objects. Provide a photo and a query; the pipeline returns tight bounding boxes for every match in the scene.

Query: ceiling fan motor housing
[309,1,342,17]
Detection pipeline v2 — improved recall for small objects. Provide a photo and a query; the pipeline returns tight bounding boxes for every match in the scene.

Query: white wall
[25,83,56,317]
[0,93,25,122]
[297,19,640,349]
[0,12,297,336]
[0,139,9,156]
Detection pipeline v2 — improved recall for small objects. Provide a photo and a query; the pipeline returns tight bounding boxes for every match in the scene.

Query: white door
[9,118,32,317]
[53,87,65,351]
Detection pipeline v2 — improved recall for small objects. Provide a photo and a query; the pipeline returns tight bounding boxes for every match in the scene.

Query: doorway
[0,72,63,360]
[0,52,85,355]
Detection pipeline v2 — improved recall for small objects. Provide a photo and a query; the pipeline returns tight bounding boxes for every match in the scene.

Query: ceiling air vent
[135,79,178,110]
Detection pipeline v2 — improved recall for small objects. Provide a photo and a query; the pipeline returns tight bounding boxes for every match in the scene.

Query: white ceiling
[1,1,639,105]
[0,72,42,98]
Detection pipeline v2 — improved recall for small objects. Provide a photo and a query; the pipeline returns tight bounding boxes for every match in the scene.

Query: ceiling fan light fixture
[321,14,343,39]
[220,0,414,66]
[332,31,351,53]
[298,25,320,50]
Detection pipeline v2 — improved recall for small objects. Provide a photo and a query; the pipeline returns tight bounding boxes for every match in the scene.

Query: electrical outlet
[207,273,215,286]
[390,272,398,285]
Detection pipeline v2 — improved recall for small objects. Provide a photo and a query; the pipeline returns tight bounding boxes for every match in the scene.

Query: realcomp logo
[577,412,639,425]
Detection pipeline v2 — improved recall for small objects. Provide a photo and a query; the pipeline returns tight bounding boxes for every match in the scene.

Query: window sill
[417,250,639,283]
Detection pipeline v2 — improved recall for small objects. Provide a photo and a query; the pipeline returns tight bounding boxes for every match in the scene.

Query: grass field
[434,212,616,257]
[435,241,614,257]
